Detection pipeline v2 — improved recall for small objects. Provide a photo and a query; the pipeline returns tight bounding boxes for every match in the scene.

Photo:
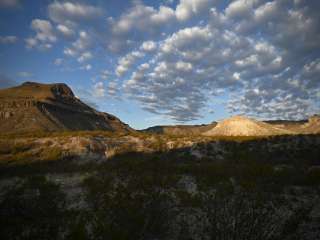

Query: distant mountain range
[0,82,132,134]
[0,82,319,136]
[141,123,217,136]
[144,116,320,136]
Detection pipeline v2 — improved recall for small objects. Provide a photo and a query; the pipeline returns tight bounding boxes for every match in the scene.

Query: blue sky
[0,0,319,129]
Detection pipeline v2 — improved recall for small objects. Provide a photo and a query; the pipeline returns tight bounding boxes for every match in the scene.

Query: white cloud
[175,0,212,21]
[64,47,77,57]
[18,0,319,121]
[0,35,17,44]
[48,1,103,23]
[56,24,74,38]
[63,31,92,59]
[112,3,176,36]
[122,4,320,122]
[54,58,63,66]
[116,51,144,77]
[107,81,118,96]
[151,5,175,24]
[73,31,91,51]
[225,0,258,18]
[80,64,92,71]
[77,51,93,63]
[25,37,37,49]
[233,72,241,80]
[93,82,105,97]
[26,19,56,50]
[100,70,110,80]
[254,1,278,22]
[140,41,157,52]
[31,19,56,42]
[176,61,193,71]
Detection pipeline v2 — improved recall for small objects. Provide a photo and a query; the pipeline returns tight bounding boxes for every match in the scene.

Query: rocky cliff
[0,82,133,134]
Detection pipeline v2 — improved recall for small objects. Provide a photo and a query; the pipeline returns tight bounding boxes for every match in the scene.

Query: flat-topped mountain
[0,82,133,134]
[203,115,293,137]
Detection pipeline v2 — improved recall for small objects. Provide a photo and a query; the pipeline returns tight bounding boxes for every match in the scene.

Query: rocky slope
[0,82,133,134]
[203,115,293,136]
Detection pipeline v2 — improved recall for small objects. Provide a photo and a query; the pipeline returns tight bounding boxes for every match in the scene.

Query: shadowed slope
[0,82,133,134]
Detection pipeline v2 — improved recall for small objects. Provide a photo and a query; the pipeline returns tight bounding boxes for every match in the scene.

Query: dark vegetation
[0,176,67,240]
[1,159,319,239]
[0,134,320,239]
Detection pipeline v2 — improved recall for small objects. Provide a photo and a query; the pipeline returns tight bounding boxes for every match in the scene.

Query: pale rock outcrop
[203,115,293,137]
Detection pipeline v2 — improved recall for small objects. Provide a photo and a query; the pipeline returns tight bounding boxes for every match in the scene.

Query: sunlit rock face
[0,82,133,134]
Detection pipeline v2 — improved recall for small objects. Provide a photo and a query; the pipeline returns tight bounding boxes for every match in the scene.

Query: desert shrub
[0,141,11,154]
[278,203,314,240]
[0,141,33,155]
[83,168,179,240]
[0,176,67,240]
[305,167,320,185]
[40,147,63,161]
[176,187,313,240]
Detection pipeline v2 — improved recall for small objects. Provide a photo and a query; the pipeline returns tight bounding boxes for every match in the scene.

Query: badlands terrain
[0,82,320,240]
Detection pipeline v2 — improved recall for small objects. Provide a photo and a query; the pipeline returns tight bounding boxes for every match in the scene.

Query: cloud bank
[22,0,320,121]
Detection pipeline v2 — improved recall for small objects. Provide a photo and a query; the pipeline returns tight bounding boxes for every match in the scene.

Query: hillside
[0,82,133,134]
[142,123,217,136]
[203,115,293,137]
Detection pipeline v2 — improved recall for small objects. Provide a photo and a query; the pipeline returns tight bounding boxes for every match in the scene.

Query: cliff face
[0,82,133,134]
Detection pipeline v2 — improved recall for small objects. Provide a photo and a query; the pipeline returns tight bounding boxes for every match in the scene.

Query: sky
[0,0,319,129]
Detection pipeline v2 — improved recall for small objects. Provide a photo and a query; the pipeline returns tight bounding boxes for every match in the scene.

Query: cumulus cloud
[111,4,175,35]
[100,70,110,80]
[80,64,92,71]
[93,81,105,97]
[77,51,93,63]
[107,0,217,53]
[48,1,103,23]
[107,81,119,96]
[56,24,74,38]
[175,0,213,21]
[115,51,144,77]
[0,35,17,44]
[140,41,157,52]
[63,30,94,62]
[107,3,177,53]
[16,0,320,121]
[121,0,320,121]
[26,19,56,50]
[225,0,258,19]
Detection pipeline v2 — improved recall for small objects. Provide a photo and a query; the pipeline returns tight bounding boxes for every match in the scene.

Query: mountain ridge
[0,82,133,134]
